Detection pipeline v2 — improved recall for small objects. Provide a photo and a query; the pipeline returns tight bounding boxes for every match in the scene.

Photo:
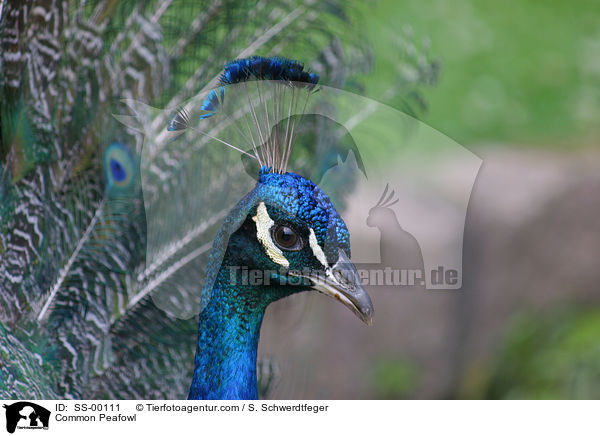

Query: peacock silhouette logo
[366,184,425,287]
[2,402,50,434]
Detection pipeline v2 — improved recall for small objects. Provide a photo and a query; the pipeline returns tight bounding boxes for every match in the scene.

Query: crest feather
[167,56,320,174]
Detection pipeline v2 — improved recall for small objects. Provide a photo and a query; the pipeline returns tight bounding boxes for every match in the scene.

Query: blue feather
[199,88,224,119]
[219,56,319,87]
[200,55,320,124]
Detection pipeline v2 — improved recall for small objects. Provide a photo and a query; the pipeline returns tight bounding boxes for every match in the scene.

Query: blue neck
[188,269,267,400]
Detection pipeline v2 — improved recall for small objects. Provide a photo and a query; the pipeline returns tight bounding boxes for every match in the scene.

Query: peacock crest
[166,56,321,175]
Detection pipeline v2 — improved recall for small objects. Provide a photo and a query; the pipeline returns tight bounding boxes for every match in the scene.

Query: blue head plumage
[190,165,372,400]
[256,167,350,261]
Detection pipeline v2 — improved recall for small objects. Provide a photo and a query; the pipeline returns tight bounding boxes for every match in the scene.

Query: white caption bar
[0,400,596,436]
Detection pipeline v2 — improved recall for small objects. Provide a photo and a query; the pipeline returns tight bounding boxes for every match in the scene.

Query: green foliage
[371,358,419,399]
[484,308,600,399]
[361,0,600,147]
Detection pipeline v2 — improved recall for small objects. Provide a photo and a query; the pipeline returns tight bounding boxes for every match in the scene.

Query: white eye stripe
[309,228,328,268]
[252,202,290,268]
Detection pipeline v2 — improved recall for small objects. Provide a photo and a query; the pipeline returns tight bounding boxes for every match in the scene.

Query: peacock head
[217,166,374,325]
[171,56,374,324]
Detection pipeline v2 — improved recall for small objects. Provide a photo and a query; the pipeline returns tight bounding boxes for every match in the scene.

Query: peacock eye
[272,225,302,251]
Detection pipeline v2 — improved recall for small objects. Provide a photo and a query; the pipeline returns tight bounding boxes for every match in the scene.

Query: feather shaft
[37,199,106,322]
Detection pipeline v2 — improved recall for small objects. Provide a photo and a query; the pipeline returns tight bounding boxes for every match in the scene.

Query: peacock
[0,0,438,400]
[160,56,374,399]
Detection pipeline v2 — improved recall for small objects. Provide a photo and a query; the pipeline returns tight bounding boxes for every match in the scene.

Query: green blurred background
[347,0,600,399]
[361,0,600,148]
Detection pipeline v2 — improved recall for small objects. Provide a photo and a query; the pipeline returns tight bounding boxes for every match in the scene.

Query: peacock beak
[292,250,374,325]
